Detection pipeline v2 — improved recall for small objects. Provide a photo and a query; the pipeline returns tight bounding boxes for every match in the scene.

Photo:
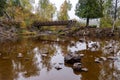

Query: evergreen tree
[75,0,103,26]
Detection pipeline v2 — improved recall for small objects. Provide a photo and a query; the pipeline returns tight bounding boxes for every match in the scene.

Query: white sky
[34,0,79,19]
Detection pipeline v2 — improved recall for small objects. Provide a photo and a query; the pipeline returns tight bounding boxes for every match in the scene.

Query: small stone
[41,54,47,57]
[105,46,112,49]
[17,53,23,58]
[55,66,62,70]
[95,58,101,63]
[107,56,117,61]
[73,62,82,71]
[81,68,88,72]
[80,54,84,57]
[59,63,64,65]
[100,57,107,61]
[95,57,107,63]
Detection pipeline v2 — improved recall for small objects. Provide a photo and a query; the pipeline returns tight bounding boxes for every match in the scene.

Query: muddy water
[0,36,120,80]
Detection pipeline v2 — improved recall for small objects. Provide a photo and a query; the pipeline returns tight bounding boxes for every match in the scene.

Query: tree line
[0,0,120,29]
[0,0,71,28]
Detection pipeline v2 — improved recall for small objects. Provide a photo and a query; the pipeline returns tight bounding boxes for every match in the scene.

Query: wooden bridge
[33,20,76,28]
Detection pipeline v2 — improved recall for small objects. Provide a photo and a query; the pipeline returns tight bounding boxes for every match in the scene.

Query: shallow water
[0,36,120,80]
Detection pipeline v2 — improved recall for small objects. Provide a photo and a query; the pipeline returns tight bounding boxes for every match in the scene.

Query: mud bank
[61,27,120,38]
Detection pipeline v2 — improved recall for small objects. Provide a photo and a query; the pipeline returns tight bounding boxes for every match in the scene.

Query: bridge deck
[33,20,76,27]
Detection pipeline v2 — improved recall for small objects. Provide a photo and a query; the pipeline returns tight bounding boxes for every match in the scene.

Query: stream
[0,35,120,80]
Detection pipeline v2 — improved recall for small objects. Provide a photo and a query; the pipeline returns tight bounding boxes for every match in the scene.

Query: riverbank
[58,27,120,39]
[0,20,120,41]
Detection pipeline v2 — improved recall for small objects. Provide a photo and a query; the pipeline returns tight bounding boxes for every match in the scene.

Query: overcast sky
[34,0,79,19]
[49,0,79,19]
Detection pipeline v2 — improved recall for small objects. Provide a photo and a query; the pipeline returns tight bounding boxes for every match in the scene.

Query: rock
[55,66,62,70]
[64,53,73,63]
[100,57,107,61]
[17,53,23,58]
[59,63,64,65]
[91,43,98,48]
[107,56,117,61]
[73,63,82,71]
[70,43,75,46]
[81,68,88,72]
[95,58,101,63]
[41,54,47,57]
[95,57,107,63]
[42,51,49,54]
[64,53,81,64]
[105,46,112,49]
[79,39,84,43]
[80,54,84,57]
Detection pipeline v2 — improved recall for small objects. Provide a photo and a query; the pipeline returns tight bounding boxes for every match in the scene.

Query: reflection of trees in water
[67,38,120,80]
[0,59,14,80]
[36,42,55,71]
[98,62,115,80]
[98,40,120,80]
[68,38,101,53]
[0,38,40,80]
[35,41,68,71]
[86,39,120,80]
[102,40,120,55]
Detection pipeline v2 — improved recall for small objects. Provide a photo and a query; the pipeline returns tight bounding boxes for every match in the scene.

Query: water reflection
[0,36,120,80]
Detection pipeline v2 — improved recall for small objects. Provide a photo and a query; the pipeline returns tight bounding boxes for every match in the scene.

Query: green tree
[7,0,31,8]
[101,0,120,30]
[37,0,56,21]
[57,0,72,20]
[100,0,113,27]
[6,0,32,19]
[0,0,7,16]
[75,0,103,27]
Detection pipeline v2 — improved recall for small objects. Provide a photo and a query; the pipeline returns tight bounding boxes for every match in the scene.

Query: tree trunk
[86,17,89,27]
[3,10,11,20]
[112,0,118,32]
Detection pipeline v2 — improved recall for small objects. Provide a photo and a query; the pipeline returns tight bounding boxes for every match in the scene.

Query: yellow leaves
[20,21,26,28]
[58,0,71,20]
[37,0,56,21]
[7,6,33,28]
